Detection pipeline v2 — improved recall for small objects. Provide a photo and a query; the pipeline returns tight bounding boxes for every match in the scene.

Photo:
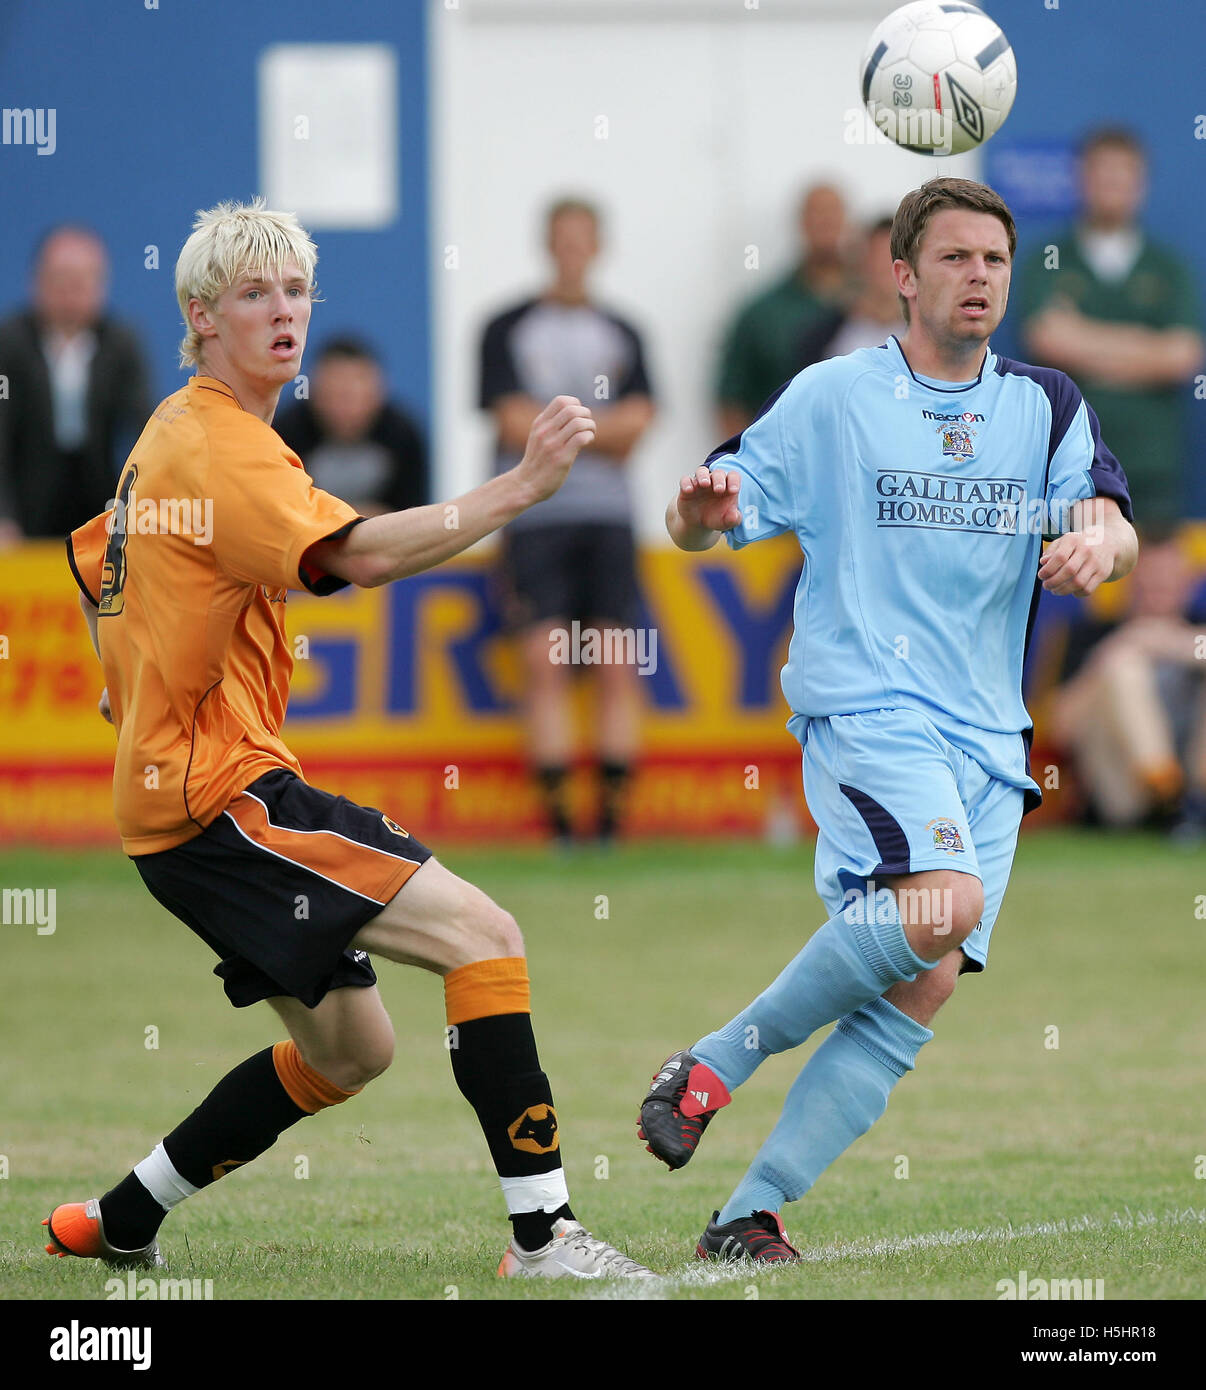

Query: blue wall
[0,0,430,423]
[984,0,1206,516]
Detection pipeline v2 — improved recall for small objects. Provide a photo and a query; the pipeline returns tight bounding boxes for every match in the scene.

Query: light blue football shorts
[799,708,1026,972]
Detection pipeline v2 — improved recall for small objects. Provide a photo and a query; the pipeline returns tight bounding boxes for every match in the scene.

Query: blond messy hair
[174,198,318,369]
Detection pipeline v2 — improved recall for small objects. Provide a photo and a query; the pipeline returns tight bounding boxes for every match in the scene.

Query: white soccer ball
[859,2,1017,157]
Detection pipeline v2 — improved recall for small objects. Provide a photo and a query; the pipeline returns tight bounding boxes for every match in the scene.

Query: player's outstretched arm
[1038,496,1137,598]
[309,395,595,588]
[666,465,742,552]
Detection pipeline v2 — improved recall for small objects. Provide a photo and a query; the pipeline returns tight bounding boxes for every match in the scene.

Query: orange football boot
[43,1198,165,1268]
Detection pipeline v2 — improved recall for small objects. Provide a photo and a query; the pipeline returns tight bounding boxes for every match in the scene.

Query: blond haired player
[48,199,652,1281]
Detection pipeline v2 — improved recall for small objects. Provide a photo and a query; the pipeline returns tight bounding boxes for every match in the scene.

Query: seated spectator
[1049,527,1206,838]
[796,216,904,367]
[274,336,427,514]
[714,182,854,438]
[0,224,152,541]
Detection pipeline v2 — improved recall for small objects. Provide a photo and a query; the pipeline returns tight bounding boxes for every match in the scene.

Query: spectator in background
[480,198,655,843]
[715,182,853,439]
[0,224,152,541]
[274,336,427,515]
[1019,128,1205,525]
[1050,527,1206,839]
[796,216,905,367]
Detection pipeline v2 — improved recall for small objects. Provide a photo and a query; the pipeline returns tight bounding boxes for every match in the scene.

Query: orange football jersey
[68,375,362,854]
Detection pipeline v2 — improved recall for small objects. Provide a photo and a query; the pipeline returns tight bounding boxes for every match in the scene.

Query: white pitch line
[589,1207,1206,1299]
[794,1205,1206,1264]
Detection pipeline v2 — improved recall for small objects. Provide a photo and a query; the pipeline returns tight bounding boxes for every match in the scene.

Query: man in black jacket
[0,225,152,541]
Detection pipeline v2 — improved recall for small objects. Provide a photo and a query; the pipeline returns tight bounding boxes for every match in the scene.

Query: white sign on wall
[259,43,398,230]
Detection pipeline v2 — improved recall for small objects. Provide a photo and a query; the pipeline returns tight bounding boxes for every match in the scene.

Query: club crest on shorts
[380,814,409,838]
[927,818,966,854]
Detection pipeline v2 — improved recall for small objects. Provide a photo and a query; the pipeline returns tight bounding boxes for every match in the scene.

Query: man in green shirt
[714,182,854,440]
[1019,127,1203,524]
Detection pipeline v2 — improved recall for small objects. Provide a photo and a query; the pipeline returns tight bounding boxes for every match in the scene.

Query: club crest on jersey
[927,818,966,854]
[380,814,409,838]
[939,424,976,461]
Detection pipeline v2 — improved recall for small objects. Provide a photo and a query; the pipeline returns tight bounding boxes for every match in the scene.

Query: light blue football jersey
[708,335,1133,808]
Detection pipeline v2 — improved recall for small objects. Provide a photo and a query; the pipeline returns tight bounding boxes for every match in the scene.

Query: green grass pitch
[1,831,1203,1301]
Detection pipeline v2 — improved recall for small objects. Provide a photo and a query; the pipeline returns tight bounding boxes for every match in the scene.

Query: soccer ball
[859,2,1017,157]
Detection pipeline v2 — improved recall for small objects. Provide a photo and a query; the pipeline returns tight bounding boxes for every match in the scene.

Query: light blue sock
[692,891,934,1091]
[716,996,933,1224]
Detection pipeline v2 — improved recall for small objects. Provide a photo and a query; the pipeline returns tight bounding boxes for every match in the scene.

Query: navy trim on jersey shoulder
[704,378,793,466]
[993,356,1134,521]
[992,356,1078,463]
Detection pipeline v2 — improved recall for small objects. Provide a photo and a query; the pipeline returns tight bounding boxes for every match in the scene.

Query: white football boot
[498,1217,657,1279]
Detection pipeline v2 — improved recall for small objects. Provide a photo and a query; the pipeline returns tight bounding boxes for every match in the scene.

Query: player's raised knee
[459,894,525,961]
[932,872,984,949]
[284,1031,393,1097]
[357,1032,395,1085]
[892,870,983,956]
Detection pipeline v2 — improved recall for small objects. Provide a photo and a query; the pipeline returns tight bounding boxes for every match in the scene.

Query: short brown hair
[546,197,602,236]
[1080,126,1145,163]
[890,177,1017,323]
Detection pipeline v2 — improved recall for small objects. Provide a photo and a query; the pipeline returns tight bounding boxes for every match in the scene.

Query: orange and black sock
[445,957,573,1251]
[100,1043,359,1248]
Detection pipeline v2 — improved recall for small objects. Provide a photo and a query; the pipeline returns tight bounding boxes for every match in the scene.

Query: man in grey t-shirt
[479,199,655,841]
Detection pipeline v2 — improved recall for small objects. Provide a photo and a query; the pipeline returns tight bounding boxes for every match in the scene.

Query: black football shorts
[133,768,432,1008]
[499,521,640,628]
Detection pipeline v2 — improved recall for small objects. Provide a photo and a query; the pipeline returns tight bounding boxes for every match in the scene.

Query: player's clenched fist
[517,395,596,502]
[676,465,742,535]
[1038,529,1117,597]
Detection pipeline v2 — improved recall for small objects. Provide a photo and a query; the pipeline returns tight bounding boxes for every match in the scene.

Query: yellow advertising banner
[0,537,816,846]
